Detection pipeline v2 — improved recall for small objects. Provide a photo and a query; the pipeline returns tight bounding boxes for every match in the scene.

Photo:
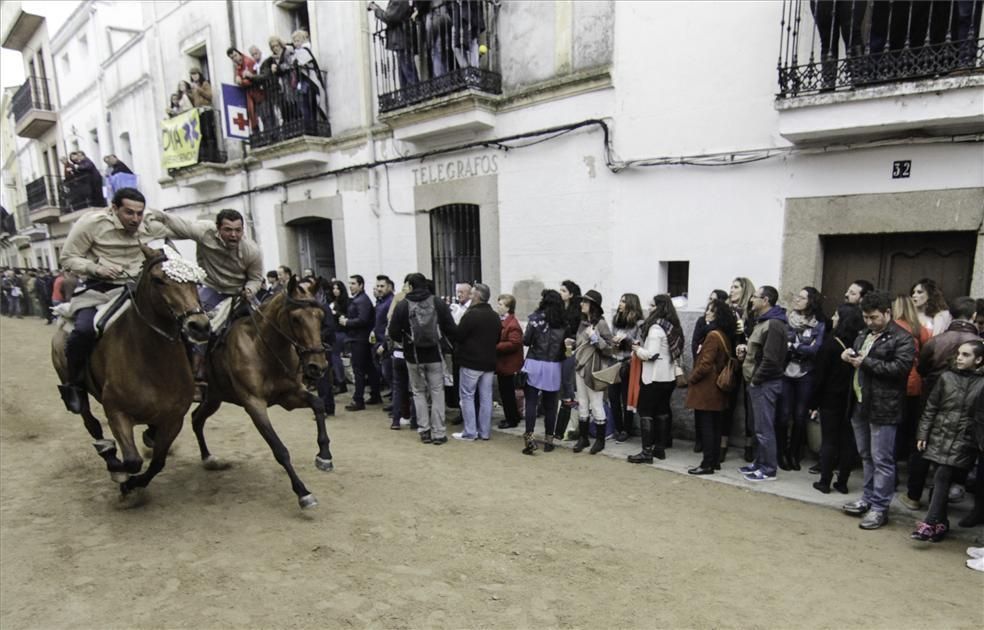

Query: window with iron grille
[430,204,481,301]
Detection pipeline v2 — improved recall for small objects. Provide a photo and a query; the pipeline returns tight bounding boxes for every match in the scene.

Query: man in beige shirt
[59,187,169,412]
[152,208,263,400]
[152,208,263,311]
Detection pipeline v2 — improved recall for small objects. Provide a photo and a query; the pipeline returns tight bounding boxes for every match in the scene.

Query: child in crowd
[911,340,984,543]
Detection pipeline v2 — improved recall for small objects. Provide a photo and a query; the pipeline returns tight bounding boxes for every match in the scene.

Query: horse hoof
[93,439,117,455]
[298,494,318,509]
[202,455,231,471]
[314,456,334,472]
[110,472,129,483]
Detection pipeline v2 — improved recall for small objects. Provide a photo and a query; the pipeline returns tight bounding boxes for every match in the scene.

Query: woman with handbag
[556,280,582,441]
[685,299,737,474]
[520,290,567,455]
[494,294,524,429]
[628,295,684,463]
[571,290,616,454]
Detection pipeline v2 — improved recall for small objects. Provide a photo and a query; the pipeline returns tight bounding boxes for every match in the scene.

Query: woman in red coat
[495,294,524,428]
[685,299,737,475]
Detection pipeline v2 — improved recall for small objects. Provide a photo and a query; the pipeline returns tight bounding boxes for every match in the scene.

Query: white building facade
[3,0,982,319]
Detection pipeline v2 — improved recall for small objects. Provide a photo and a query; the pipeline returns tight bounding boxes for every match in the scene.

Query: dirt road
[0,315,980,628]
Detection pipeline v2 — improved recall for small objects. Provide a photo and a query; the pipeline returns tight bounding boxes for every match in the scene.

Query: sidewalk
[489,418,983,544]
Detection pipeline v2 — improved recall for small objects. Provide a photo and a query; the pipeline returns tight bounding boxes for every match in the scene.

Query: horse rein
[124,257,206,343]
[247,294,326,378]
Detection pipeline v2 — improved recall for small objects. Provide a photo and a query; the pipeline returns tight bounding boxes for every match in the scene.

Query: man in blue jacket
[340,274,382,411]
[373,274,395,399]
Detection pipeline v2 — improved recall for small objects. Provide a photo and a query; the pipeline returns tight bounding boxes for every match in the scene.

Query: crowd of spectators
[0,267,71,324]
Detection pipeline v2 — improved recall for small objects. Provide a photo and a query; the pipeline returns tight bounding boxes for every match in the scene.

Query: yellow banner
[160,109,202,169]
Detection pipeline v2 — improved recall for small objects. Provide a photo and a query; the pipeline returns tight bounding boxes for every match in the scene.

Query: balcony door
[820,232,977,315]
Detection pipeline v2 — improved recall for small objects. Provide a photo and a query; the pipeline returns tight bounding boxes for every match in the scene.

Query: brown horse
[51,246,211,496]
[186,276,331,509]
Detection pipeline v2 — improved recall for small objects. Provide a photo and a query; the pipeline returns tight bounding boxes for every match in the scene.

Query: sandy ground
[1,315,981,629]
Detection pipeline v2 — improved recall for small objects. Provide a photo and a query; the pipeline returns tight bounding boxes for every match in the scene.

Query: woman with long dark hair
[911,277,951,337]
[685,299,737,474]
[690,289,729,453]
[779,286,826,470]
[729,276,757,462]
[809,303,865,494]
[329,279,350,394]
[628,295,683,463]
[609,293,644,442]
[520,289,567,455]
[556,280,582,440]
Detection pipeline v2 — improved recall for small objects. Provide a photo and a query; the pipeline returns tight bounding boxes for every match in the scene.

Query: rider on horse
[151,208,263,400]
[58,188,168,413]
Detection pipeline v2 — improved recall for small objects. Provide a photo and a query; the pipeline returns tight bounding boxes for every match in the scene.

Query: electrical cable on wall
[161,118,982,213]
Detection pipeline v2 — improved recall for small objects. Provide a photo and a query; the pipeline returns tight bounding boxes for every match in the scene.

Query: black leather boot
[628,417,654,464]
[572,421,591,453]
[60,332,93,415]
[589,423,606,454]
[522,432,537,455]
[652,414,669,460]
[554,404,572,440]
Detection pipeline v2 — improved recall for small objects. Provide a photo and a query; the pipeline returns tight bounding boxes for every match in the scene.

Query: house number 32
[892,160,911,179]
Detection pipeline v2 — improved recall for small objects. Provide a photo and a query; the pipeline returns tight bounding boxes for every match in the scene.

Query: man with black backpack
[388,273,458,445]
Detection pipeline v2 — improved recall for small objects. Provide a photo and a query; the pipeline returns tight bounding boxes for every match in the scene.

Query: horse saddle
[53,283,134,338]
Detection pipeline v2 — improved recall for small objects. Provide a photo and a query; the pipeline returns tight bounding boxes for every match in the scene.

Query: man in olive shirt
[153,208,263,310]
[59,187,169,412]
[153,208,263,400]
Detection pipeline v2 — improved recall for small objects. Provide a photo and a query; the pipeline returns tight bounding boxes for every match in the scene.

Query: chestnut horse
[51,246,210,496]
[186,276,332,509]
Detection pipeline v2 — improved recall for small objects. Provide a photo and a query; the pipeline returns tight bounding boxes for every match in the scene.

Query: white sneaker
[948,484,966,503]
[967,557,984,572]
[451,432,476,442]
[967,547,984,559]
[399,417,411,426]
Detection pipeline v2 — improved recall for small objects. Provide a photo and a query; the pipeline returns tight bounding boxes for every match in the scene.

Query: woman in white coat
[628,294,683,463]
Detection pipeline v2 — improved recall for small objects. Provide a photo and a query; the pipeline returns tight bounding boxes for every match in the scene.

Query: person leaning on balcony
[188,67,213,107]
[259,36,297,124]
[71,151,106,209]
[370,0,419,88]
[289,30,329,131]
[228,48,260,131]
[168,88,192,117]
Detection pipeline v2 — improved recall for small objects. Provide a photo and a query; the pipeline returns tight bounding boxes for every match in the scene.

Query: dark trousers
[696,409,722,469]
[925,464,958,525]
[349,340,380,404]
[906,448,932,501]
[65,306,98,382]
[391,355,413,423]
[780,374,815,462]
[818,401,856,485]
[331,331,347,388]
[497,373,521,424]
[895,395,923,461]
[607,362,633,434]
[524,386,558,435]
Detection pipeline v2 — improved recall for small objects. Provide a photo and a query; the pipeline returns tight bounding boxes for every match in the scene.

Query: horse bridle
[127,255,206,343]
[248,293,327,376]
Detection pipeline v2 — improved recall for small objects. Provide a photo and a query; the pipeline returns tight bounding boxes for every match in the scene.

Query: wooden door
[820,232,977,314]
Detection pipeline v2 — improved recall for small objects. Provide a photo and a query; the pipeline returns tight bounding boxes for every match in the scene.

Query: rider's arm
[243,247,264,295]
[151,210,210,242]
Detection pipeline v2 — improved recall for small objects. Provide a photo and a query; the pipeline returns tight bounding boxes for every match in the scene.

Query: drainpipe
[360,4,384,274]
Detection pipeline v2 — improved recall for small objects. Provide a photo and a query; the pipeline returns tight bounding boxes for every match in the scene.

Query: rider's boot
[191,351,208,403]
[59,331,94,415]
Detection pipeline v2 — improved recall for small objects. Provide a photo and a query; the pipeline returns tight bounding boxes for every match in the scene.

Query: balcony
[775,1,984,144]
[370,0,501,142]
[166,108,229,188]
[12,76,57,139]
[25,176,67,223]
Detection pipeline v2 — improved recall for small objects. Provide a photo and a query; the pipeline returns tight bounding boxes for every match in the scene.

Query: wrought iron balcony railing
[245,70,332,148]
[778,0,983,98]
[25,176,67,211]
[11,76,54,123]
[371,0,501,112]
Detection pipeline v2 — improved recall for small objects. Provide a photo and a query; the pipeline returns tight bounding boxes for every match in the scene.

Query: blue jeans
[748,379,782,476]
[198,285,232,312]
[851,409,898,512]
[459,367,494,439]
[780,373,816,459]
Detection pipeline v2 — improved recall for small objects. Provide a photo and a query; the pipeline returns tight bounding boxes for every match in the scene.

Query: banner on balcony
[221,83,249,141]
[161,109,202,169]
